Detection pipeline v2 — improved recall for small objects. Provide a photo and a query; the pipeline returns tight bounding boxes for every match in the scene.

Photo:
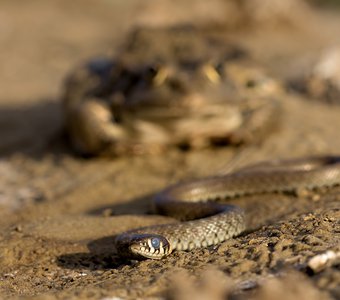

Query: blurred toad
[63,27,281,156]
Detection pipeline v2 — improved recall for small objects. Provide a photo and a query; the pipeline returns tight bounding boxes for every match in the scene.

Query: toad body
[63,27,281,156]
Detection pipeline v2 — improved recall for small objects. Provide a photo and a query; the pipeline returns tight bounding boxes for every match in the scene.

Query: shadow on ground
[0,100,74,158]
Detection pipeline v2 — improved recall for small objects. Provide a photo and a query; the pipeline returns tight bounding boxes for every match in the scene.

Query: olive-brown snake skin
[115,156,340,259]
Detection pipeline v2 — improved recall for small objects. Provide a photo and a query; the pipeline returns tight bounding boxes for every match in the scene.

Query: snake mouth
[115,233,171,260]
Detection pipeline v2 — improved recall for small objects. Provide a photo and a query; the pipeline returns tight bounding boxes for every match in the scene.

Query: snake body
[115,156,340,259]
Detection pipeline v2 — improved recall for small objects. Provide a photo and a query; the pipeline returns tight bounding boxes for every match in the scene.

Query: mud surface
[0,1,340,299]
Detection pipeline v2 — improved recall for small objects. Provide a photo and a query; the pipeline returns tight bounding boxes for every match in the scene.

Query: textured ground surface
[0,1,339,299]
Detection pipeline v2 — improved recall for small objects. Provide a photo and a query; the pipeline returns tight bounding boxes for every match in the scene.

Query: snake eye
[151,237,160,249]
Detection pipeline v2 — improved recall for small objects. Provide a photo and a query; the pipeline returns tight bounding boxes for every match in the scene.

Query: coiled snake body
[115,156,340,259]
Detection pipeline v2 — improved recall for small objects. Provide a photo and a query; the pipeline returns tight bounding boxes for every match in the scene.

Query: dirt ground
[0,1,339,299]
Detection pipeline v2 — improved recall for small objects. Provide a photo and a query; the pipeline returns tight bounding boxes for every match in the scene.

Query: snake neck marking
[63,26,282,156]
[115,156,340,260]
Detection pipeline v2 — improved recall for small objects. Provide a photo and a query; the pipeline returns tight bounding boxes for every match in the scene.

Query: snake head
[115,233,172,260]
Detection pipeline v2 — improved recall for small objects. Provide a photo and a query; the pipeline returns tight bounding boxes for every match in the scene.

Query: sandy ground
[0,1,339,299]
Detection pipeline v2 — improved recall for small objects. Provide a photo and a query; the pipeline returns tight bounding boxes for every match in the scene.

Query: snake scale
[115,156,340,259]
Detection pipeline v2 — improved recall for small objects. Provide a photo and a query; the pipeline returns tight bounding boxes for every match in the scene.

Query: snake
[114,156,340,259]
